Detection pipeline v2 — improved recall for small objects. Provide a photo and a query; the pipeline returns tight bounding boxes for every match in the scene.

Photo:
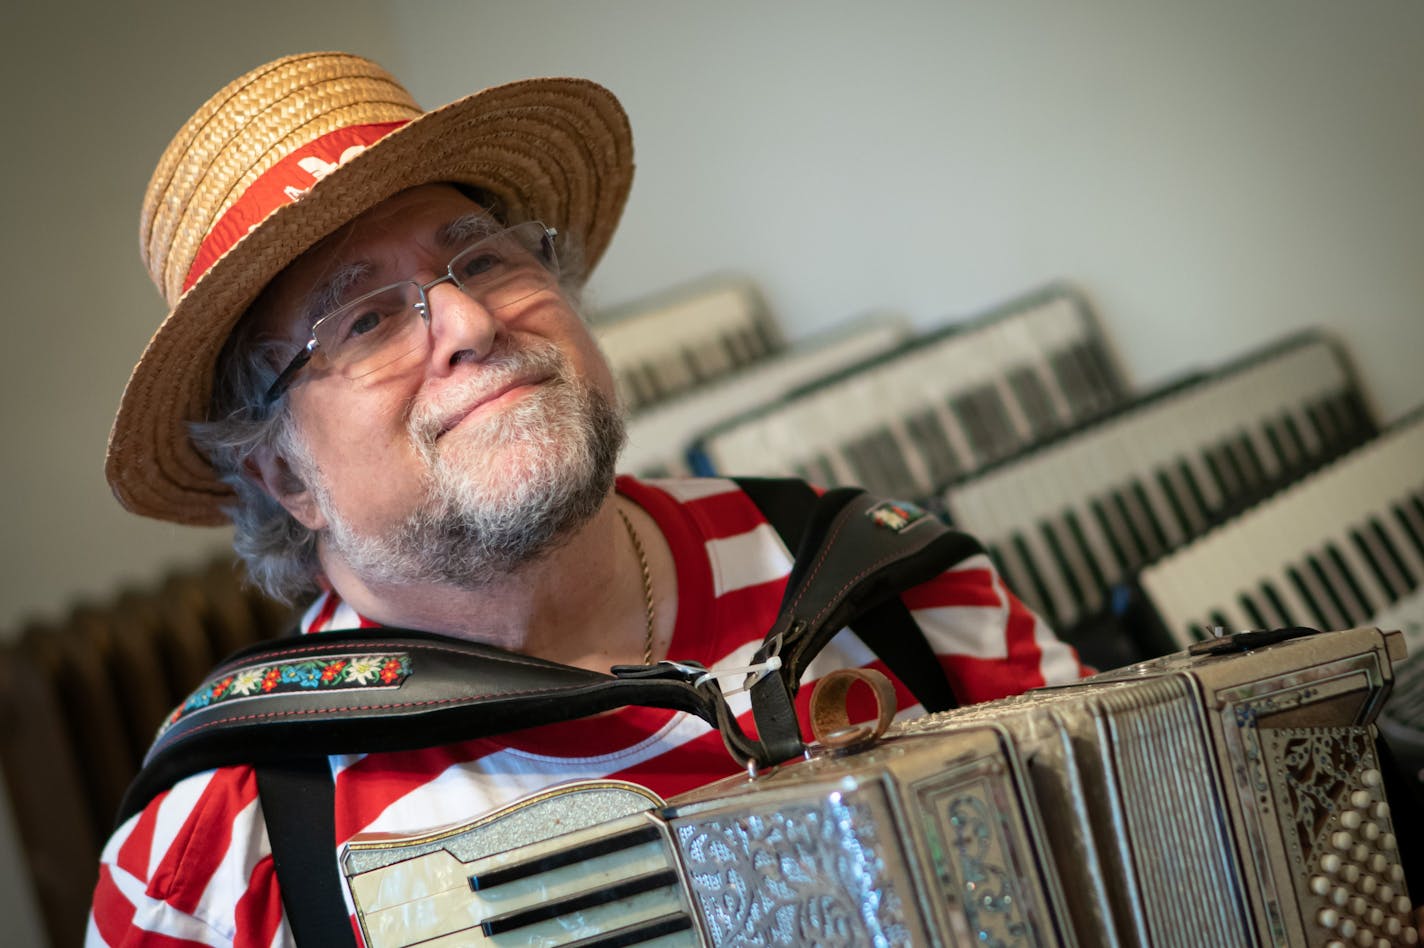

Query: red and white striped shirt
[88,476,1085,947]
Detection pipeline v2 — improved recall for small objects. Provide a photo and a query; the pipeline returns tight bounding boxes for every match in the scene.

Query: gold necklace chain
[615,506,656,665]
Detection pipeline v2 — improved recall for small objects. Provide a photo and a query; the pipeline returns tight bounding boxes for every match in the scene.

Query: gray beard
[298,340,626,591]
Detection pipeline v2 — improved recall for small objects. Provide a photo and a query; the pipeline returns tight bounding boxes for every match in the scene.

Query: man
[90,52,1083,946]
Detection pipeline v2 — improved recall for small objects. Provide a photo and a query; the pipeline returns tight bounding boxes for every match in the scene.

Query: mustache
[406,339,570,444]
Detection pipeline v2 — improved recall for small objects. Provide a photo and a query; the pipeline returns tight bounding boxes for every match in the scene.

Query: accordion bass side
[340,626,1415,948]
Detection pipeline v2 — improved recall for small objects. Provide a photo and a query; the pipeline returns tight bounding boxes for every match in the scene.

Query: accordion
[340,626,1415,947]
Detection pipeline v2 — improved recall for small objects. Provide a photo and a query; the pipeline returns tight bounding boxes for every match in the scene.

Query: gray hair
[189,202,587,604]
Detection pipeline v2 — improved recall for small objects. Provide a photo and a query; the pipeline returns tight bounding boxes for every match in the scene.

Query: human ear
[244,446,328,532]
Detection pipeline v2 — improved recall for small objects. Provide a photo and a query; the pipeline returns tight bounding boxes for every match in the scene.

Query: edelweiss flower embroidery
[158,652,413,735]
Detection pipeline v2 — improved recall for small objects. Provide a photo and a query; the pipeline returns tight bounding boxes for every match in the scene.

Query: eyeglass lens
[316,221,558,381]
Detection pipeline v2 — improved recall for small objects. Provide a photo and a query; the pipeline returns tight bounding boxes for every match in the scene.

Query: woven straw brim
[107,77,633,526]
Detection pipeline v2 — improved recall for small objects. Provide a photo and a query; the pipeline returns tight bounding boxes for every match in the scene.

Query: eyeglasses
[263,221,559,406]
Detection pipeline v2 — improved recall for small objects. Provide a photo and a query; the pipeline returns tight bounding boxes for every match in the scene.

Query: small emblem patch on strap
[160,652,414,733]
[866,499,931,533]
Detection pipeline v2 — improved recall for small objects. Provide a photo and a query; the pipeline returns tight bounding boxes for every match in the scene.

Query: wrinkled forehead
[247,183,498,338]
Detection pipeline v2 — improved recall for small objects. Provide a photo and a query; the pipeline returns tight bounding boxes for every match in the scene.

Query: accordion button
[1314,876,1334,895]
[1353,844,1372,863]
[1327,941,1346,948]
[1334,831,1355,850]
[1402,925,1418,944]
[1344,864,1363,884]
[1387,865,1404,883]
[1339,918,1358,937]
[1343,811,1365,830]
[1371,854,1390,873]
[1393,895,1411,915]
[1323,853,1345,874]
[1380,832,1397,852]
[1368,907,1386,927]
[1362,768,1382,788]
[1386,916,1402,935]
[1334,887,1352,907]
[1352,896,1370,916]
[1352,789,1373,808]
[1360,875,1379,896]
[1353,931,1374,947]
[1377,885,1395,905]
[1320,907,1342,928]
[1362,822,1382,842]
[1372,801,1391,820]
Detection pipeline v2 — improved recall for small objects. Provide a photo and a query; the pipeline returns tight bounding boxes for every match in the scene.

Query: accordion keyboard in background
[340,627,1414,947]
[593,277,784,413]
[1137,408,1424,780]
[940,331,1376,666]
[620,314,912,478]
[688,284,1128,506]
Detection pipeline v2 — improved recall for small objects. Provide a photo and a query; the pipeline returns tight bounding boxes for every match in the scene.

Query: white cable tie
[694,656,783,696]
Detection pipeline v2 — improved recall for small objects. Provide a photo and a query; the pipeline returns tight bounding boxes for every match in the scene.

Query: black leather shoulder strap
[255,759,357,947]
[117,628,750,826]
[733,478,982,763]
[733,477,961,712]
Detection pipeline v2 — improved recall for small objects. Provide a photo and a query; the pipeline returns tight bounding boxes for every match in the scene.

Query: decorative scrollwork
[676,797,910,946]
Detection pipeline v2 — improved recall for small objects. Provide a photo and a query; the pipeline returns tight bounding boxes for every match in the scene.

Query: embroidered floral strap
[160,652,413,735]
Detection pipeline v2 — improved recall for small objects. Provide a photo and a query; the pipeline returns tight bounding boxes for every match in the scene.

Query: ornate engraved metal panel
[674,794,912,946]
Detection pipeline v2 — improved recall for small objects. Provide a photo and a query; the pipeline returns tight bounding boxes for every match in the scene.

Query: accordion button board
[339,626,1412,947]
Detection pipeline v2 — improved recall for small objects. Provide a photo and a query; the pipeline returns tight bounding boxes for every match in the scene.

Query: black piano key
[1306,400,1337,453]
[750,318,782,359]
[1370,516,1417,590]
[1049,349,1093,420]
[1040,520,1088,614]
[1129,481,1170,559]
[1208,610,1232,635]
[1325,541,1375,619]
[1410,492,1424,543]
[803,454,840,488]
[1238,592,1269,630]
[1261,418,1298,475]
[1288,565,1333,629]
[1350,527,1400,604]
[1394,502,1424,575]
[1011,532,1060,626]
[1324,390,1369,450]
[975,386,1023,459]
[905,408,964,487]
[1337,389,1375,444]
[1232,432,1267,495]
[873,429,922,499]
[1156,467,1203,538]
[1078,340,1125,403]
[1006,367,1060,439]
[1203,444,1239,509]
[1109,490,1150,566]
[1067,342,1110,413]
[719,332,749,371]
[843,431,896,497]
[1220,437,1253,500]
[1064,510,1112,591]
[679,347,707,385]
[1259,581,1297,627]
[1090,497,1133,575]
[1307,552,1357,627]
[1176,458,1217,521]
[1280,412,1311,464]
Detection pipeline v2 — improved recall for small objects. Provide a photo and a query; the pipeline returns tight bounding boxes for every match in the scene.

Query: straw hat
[106,51,634,526]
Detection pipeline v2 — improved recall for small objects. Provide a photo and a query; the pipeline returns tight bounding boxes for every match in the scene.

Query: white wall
[5,1,1423,636]
[1,2,1422,936]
